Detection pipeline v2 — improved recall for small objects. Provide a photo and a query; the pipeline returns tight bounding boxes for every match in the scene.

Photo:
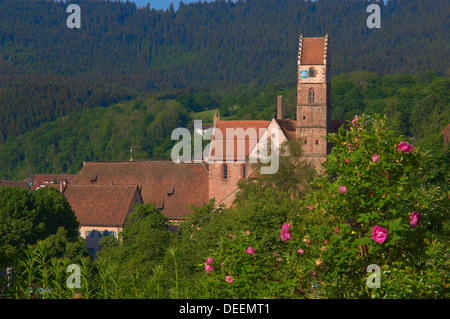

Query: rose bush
[294,114,447,298]
[201,114,448,299]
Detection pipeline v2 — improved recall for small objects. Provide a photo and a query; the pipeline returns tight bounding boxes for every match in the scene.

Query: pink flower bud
[246,246,255,255]
[410,211,421,228]
[372,154,379,163]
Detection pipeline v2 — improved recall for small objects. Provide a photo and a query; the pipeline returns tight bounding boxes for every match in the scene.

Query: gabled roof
[276,119,297,140]
[64,184,141,227]
[209,120,270,161]
[70,160,209,220]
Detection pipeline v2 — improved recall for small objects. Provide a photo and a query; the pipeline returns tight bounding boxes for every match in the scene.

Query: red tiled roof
[70,160,209,220]
[64,184,142,227]
[300,37,326,65]
[210,120,270,161]
[28,174,76,185]
[0,180,30,189]
[276,119,297,140]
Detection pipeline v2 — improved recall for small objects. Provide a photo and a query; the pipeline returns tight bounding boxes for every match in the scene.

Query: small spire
[213,110,220,127]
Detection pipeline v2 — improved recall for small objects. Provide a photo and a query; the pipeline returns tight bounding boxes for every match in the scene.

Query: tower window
[309,68,315,77]
[304,139,307,144]
[222,164,228,180]
[308,88,315,103]
[303,115,306,120]
[316,140,319,145]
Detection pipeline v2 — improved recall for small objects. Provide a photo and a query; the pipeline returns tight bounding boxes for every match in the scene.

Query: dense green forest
[0,71,448,180]
[0,0,448,141]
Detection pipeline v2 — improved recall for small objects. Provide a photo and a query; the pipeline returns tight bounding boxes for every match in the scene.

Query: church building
[207,34,335,206]
[64,35,341,249]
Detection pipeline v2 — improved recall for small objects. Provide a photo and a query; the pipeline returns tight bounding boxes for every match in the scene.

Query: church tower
[296,34,331,169]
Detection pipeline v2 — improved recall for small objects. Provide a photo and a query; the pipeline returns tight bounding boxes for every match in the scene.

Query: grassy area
[192,108,217,124]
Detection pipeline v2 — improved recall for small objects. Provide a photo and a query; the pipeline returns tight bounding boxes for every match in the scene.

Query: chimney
[277,95,283,120]
[60,180,66,194]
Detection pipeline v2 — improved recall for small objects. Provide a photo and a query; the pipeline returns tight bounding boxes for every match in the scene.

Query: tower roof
[298,35,328,65]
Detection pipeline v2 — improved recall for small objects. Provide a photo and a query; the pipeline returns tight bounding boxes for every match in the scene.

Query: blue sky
[130,0,387,11]
[131,0,217,10]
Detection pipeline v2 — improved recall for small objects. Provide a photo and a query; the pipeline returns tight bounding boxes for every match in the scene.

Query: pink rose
[339,185,347,194]
[397,141,413,153]
[371,225,389,243]
[280,223,292,242]
[410,211,421,228]
[297,249,304,254]
[204,257,214,273]
[246,246,255,255]
[372,154,379,163]
[205,263,213,273]
[306,206,313,210]
[345,158,350,163]
[225,276,233,284]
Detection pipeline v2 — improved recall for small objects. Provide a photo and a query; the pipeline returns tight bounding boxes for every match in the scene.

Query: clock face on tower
[299,69,309,80]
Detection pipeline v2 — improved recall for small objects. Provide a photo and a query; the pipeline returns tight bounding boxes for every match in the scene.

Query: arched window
[222,164,228,180]
[309,67,315,77]
[308,88,315,103]
[242,164,246,179]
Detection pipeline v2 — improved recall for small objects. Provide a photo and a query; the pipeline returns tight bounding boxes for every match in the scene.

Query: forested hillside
[0,0,448,141]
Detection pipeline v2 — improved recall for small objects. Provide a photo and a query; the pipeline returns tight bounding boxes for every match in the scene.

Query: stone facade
[208,161,248,207]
